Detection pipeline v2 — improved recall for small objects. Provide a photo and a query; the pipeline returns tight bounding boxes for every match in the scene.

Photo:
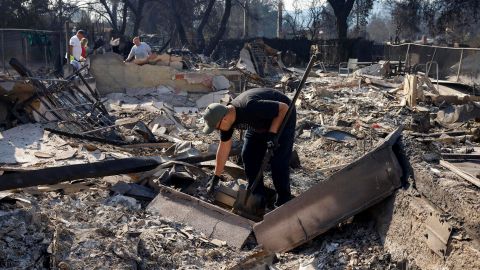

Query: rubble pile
[0,46,479,269]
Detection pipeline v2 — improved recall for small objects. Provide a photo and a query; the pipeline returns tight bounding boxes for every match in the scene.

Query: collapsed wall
[89,53,243,95]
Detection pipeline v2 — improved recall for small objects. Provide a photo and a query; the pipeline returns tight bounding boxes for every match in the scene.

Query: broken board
[146,185,254,249]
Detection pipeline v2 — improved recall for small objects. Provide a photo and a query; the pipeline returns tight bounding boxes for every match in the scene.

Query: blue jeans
[241,118,296,206]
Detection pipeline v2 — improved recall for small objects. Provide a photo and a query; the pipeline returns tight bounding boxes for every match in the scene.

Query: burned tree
[203,0,233,56]
[326,0,373,60]
[327,0,356,41]
[170,0,190,47]
[124,0,149,36]
[195,0,217,53]
[388,0,423,41]
[87,0,129,37]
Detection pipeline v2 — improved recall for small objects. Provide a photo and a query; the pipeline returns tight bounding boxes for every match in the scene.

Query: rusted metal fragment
[146,185,254,249]
[254,127,404,253]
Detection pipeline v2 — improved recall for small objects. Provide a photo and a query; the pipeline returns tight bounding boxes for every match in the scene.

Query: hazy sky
[283,0,326,11]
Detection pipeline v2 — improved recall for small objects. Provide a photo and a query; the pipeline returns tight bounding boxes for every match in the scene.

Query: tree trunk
[171,0,190,47]
[135,0,147,36]
[119,1,128,36]
[327,0,356,61]
[125,0,146,36]
[336,14,348,40]
[336,13,348,61]
[204,0,232,57]
[195,0,216,53]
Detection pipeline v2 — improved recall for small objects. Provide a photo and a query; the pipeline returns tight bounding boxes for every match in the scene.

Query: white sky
[283,0,326,11]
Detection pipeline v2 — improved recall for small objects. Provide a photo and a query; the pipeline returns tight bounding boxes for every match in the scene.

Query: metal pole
[456,49,464,82]
[44,36,48,69]
[426,47,437,76]
[65,21,70,74]
[243,0,249,38]
[58,32,63,75]
[25,34,29,68]
[277,1,283,38]
[1,30,5,73]
[404,44,411,69]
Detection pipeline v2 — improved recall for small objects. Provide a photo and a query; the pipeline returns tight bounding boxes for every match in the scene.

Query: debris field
[0,41,479,270]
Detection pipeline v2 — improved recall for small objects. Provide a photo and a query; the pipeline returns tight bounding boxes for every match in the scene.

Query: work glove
[206,174,221,194]
[266,132,278,151]
[69,55,75,62]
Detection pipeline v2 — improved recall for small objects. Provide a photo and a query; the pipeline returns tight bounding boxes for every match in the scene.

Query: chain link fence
[384,43,480,86]
[0,29,65,76]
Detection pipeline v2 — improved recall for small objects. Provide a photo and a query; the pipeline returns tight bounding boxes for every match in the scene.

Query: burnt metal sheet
[254,127,404,253]
[147,185,254,249]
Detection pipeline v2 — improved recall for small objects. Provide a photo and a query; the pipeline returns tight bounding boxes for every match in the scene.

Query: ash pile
[0,42,479,270]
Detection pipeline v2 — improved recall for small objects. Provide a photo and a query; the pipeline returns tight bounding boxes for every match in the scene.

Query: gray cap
[202,103,228,134]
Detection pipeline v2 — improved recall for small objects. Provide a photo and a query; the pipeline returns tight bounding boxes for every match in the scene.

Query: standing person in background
[68,30,85,70]
[81,38,88,59]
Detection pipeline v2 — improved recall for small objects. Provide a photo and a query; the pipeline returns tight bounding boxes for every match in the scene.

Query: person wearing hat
[203,88,296,208]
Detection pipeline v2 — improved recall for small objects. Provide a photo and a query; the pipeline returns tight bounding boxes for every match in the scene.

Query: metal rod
[24,36,28,68]
[1,30,5,73]
[426,47,437,76]
[65,21,70,75]
[44,37,48,69]
[27,104,50,122]
[43,102,94,112]
[457,49,464,82]
[77,71,100,99]
[80,124,117,135]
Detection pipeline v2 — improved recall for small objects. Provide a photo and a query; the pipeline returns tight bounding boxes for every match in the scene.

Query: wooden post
[243,0,249,38]
[277,1,283,38]
[404,74,418,107]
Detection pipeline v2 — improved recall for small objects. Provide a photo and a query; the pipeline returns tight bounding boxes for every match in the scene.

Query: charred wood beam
[0,157,160,191]
[0,145,242,191]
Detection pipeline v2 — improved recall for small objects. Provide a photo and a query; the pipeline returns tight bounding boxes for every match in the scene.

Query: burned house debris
[1,23,480,270]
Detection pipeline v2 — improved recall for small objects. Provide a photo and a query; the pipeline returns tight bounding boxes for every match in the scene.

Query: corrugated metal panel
[253,127,404,252]
[147,185,254,249]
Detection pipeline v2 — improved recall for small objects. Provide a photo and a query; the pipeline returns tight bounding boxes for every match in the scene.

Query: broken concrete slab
[195,90,230,109]
[212,76,231,91]
[253,127,404,253]
[0,123,45,164]
[146,185,253,249]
